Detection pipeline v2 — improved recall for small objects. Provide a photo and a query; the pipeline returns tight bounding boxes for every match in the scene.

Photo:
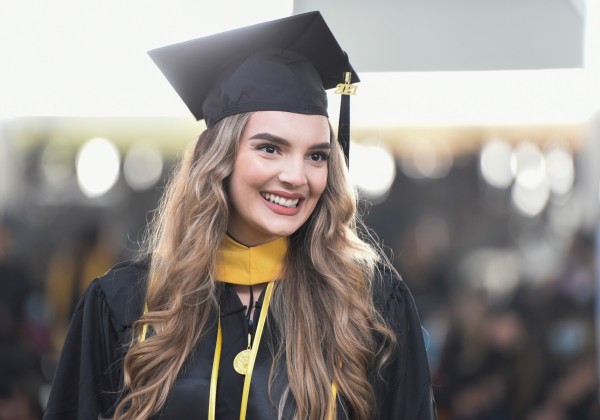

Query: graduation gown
[43,261,436,419]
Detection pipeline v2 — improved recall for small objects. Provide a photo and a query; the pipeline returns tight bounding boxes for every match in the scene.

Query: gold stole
[216,235,287,285]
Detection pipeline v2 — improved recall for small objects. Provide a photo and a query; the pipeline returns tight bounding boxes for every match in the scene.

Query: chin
[263,223,302,238]
[267,227,298,238]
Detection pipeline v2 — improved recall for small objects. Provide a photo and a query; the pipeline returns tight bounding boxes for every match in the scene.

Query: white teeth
[262,193,300,208]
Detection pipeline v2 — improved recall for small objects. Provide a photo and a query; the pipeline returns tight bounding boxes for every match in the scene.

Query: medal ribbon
[239,281,274,419]
[208,281,274,420]
[208,282,338,420]
[209,311,223,420]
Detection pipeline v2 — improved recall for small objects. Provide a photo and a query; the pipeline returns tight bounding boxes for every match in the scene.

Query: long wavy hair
[114,112,396,419]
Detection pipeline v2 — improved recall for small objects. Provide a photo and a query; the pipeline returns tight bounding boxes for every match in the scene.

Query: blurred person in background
[523,230,599,420]
[433,292,540,420]
[43,12,436,420]
[0,221,44,419]
[432,229,599,420]
[44,222,116,352]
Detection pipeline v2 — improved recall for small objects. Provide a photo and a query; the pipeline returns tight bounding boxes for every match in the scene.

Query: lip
[261,192,304,216]
[262,190,305,200]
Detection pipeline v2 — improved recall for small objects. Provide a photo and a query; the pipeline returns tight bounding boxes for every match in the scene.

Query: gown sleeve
[372,268,437,420]
[43,263,146,420]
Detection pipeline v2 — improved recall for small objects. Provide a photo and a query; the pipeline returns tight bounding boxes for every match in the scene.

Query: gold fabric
[216,235,288,285]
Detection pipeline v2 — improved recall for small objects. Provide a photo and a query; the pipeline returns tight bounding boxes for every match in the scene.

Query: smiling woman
[228,112,330,245]
[43,11,436,420]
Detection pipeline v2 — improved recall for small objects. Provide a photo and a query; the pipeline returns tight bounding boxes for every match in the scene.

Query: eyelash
[257,144,280,154]
[256,144,329,162]
[308,151,330,162]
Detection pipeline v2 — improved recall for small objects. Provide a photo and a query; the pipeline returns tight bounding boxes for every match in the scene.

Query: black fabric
[148,11,359,124]
[43,262,436,419]
[200,48,329,128]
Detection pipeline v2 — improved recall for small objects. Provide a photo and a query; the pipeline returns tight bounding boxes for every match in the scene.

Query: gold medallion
[234,349,251,375]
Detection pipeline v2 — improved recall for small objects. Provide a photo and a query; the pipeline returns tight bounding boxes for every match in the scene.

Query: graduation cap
[148,11,358,164]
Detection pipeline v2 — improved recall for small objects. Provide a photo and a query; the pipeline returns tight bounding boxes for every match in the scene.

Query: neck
[227,233,278,248]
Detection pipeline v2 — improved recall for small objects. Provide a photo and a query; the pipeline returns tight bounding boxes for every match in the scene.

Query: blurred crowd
[1,221,49,419]
[0,212,121,419]
[431,231,598,419]
[0,147,599,420]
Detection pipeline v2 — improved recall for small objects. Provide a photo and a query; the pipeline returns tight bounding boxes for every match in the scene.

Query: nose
[277,156,307,187]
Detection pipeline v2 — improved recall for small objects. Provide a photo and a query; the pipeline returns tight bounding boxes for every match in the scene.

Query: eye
[257,144,279,154]
[308,151,330,162]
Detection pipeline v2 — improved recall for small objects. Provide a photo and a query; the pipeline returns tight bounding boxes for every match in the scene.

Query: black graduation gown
[43,261,436,419]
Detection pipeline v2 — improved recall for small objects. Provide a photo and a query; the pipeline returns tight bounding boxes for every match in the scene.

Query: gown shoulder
[370,263,438,420]
[93,259,149,328]
[43,260,148,420]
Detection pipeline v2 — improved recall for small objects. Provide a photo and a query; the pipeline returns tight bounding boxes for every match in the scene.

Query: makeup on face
[226,111,330,246]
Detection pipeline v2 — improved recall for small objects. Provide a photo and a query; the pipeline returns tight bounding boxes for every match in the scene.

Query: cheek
[311,169,328,199]
[228,168,253,209]
[231,158,262,192]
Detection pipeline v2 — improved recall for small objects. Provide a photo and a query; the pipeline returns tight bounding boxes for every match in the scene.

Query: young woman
[44,12,436,420]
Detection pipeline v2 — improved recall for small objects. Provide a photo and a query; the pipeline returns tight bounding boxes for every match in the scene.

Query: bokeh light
[510,141,549,217]
[480,138,514,188]
[401,139,453,179]
[349,140,396,201]
[123,143,164,191]
[76,138,120,198]
[544,139,574,196]
[512,174,550,217]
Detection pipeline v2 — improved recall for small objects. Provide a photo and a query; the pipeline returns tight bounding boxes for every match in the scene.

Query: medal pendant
[234,349,251,375]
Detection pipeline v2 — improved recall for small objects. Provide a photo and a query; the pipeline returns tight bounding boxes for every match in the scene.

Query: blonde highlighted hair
[114,112,395,419]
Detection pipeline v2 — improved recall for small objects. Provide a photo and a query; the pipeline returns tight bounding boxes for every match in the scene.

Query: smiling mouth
[261,192,300,208]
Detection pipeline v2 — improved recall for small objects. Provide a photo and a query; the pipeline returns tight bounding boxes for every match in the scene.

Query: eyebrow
[248,132,331,150]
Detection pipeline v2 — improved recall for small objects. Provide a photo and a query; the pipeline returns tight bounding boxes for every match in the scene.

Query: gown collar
[216,235,288,285]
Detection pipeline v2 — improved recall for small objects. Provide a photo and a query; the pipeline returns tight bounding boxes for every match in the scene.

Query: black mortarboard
[148,11,358,164]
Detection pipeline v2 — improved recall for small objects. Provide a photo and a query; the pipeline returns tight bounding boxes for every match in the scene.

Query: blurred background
[1,0,599,419]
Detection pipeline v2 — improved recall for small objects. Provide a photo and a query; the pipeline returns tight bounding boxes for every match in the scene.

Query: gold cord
[208,313,223,420]
[238,281,274,419]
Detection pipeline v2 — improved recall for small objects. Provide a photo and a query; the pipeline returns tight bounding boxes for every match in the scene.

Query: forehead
[242,111,330,143]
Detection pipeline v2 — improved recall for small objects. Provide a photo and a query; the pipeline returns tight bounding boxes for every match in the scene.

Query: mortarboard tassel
[336,70,357,169]
[339,93,350,168]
